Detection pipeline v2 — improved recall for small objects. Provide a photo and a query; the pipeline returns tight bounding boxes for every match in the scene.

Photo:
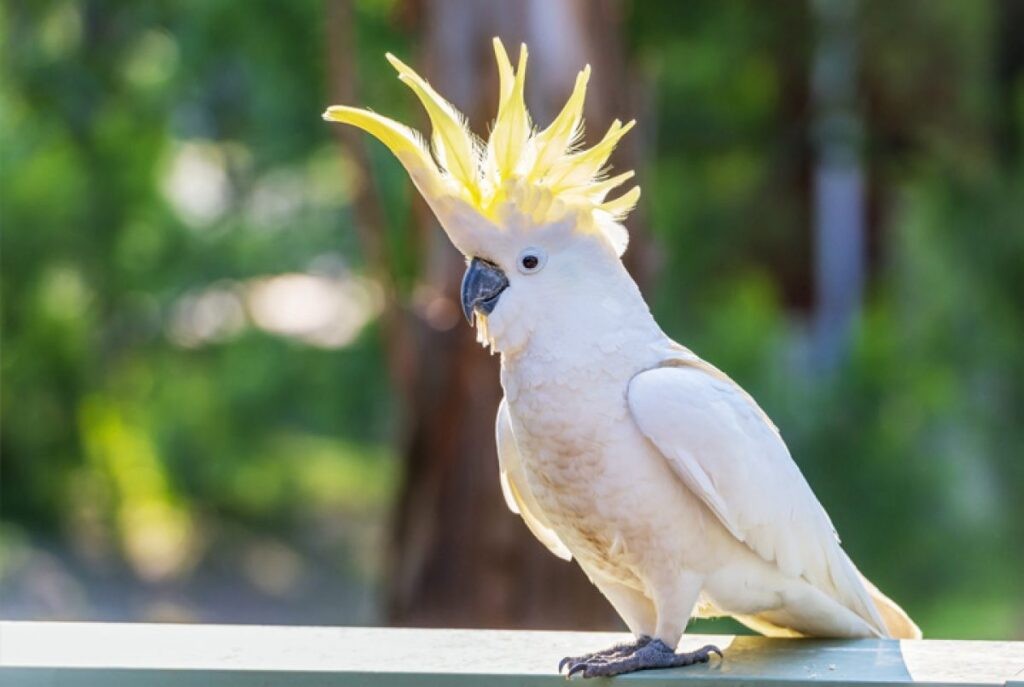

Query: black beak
[461,258,508,324]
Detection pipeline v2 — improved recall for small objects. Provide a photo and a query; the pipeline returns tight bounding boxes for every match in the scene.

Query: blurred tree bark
[995,0,1024,166]
[328,0,651,629]
[810,0,865,370]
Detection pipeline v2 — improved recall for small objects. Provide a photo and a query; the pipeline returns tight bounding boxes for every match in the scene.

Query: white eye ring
[517,247,547,275]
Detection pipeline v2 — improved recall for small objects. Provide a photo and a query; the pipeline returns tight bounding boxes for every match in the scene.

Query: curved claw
[558,656,576,673]
[663,642,722,668]
[566,662,588,679]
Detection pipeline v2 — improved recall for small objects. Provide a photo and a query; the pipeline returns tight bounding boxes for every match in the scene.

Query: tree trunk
[380,0,650,629]
[810,0,865,370]
[995,0,1024,166]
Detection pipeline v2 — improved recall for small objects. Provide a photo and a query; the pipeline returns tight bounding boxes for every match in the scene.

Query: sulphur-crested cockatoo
[325,39,920,678]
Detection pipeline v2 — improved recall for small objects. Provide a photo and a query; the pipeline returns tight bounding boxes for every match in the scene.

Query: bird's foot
[558,636,652,674]
[561,639,721,679]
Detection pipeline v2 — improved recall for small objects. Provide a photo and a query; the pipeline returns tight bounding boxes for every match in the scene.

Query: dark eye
[516,247,547,274]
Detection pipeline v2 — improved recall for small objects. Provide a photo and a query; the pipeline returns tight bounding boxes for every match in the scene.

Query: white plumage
[325,38,920,672]
[486,249,919,645]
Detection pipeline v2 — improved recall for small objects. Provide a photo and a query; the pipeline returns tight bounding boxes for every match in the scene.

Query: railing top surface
[1,621,1023,686]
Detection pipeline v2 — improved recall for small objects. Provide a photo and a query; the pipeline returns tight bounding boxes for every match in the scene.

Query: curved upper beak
[461,258,509,324]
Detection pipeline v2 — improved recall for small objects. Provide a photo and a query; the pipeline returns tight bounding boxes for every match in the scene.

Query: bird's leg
[558,635,651,673]
[563,639,722,679]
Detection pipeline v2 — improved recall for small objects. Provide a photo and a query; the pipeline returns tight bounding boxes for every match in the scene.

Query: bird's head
[324,39,641,353]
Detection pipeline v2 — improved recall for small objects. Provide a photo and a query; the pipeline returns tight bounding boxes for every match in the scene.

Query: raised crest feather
[323,38,639,256]
[488,41,531,182]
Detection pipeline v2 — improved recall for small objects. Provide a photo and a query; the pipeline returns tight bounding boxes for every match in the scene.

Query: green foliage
[2,0,1022,636]
[1,0,405,617]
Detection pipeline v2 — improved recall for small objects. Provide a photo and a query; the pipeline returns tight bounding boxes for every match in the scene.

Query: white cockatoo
[325,39,920,678]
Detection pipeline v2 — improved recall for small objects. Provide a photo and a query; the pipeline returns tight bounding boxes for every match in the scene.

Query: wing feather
[627,359,889,636]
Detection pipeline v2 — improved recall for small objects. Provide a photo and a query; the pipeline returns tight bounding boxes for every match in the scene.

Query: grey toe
[563,639,722,678]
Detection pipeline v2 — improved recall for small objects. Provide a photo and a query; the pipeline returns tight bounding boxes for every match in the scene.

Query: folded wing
[627,359,889,637]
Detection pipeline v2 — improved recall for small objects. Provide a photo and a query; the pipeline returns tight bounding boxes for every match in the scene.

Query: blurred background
[2,0,1022,640]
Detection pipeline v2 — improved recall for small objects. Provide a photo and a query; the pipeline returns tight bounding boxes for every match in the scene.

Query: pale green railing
[1,621,1022,686]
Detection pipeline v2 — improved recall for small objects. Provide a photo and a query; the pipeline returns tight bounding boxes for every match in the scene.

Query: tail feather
[732,574,921,640]
[733,613,806,638]
[863,576,922,639]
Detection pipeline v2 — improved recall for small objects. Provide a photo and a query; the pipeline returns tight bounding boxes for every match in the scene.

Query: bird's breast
[500,357,661,581]
[497,341,760,590]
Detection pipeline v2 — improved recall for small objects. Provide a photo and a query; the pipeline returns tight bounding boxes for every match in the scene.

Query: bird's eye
[517,247,547,274]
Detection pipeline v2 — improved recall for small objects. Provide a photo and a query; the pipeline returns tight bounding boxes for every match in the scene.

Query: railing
[1,621,1022,686]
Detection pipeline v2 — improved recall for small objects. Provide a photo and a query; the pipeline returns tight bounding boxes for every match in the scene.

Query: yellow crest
[323,38,639,257]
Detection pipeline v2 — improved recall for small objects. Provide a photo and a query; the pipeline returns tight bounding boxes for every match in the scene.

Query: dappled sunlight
[246,272,382,349]
[122,30,179,91]
[38,2,82,60]
[245,168,308,231]
[78,399,197,583]
[161,141,232,228]
[166,271,382,349]
[168,283,247,347]
[899,637,1024,684]
[36,264,93,328]
[228,432,397,516]
[242,539,307,599]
